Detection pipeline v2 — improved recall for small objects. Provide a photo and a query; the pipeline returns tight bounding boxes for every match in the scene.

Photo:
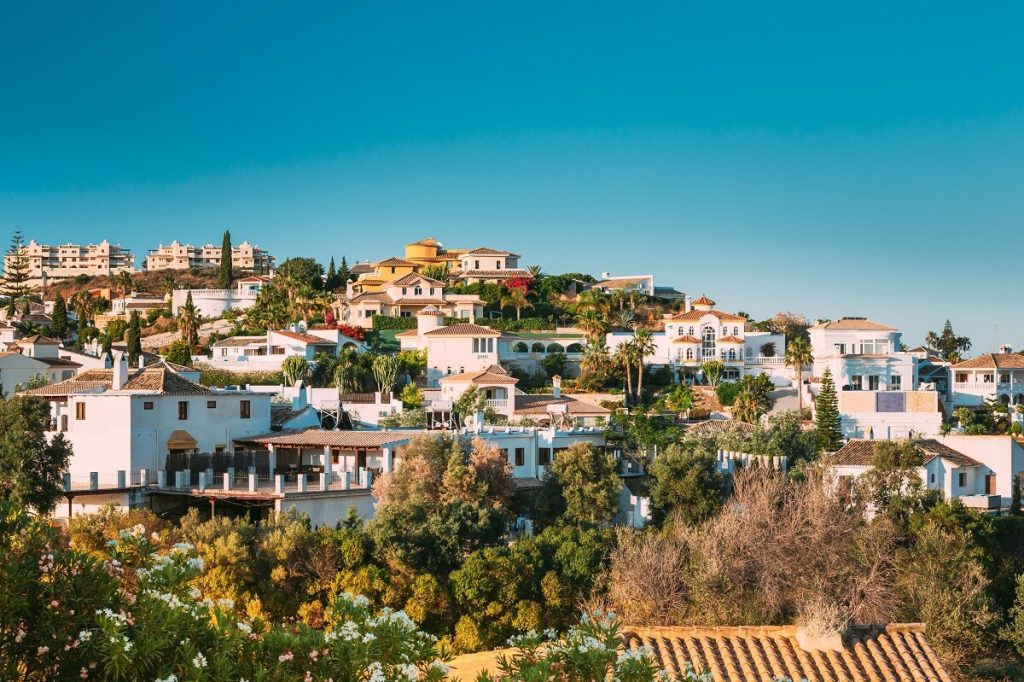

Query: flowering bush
[337,323,366,342]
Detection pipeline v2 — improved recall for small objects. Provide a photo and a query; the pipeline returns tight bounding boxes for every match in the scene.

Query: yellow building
[403,237,466,271]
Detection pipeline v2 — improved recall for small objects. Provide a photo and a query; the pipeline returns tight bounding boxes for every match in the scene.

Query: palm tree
[499,288,533,320]
[784,337,813,415]
[732,389,761,424]
[576,309,607,341]
[632,327,658,403]
[69,291,96,328]
[612,309,636,330]
[114,270,134,298]
[526,265,544,279]
[575,289,611,316]
[614,341,638,406]
[177,291,201,348]
[162,274,177,297]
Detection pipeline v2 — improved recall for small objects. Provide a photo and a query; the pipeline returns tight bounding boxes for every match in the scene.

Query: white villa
[209,324,364,373]
[951,348,1024,407]
[171,276,271,319]
[809,317,945,439]
[449,247,531,285]
[606,296,788,384]
[831,435,1024,513]
[23,353,271,519]
[398,308,511,386]
[340,272,484,328]
[0,335,81,396]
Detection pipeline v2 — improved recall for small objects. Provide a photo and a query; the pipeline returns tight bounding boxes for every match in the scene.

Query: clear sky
[2,2,1022,348]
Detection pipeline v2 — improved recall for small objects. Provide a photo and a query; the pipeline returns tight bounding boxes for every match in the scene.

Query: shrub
[372,316,418,330]
[715,381,741,406]
[197,364,285,387]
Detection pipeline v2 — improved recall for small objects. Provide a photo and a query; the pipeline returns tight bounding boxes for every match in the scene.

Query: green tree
[540,352,567,381]
[648,443,726,526]
[281,356,310,385]
[276,257,324,291]
[499,287,533,320]
[338,256,351,283]
[614,341,638,406]
[114,269,133,299]
[125,311,142,366]
[925,320,972,363]
[815,368,841,452]
[50,292,69,340]
[632,328,657,402]
[2,229,31,314]
[0,395,73,514]
[700,359,724,389]
[217,229,234,289]
[400,383,424,409]
[784,336,813,414]
[856,439,927,522]
[1012,474,1022,516]
[372,354,400,398]
[177,290,200,348]
[546,442,620,527]
[164,338,193,367]
[731,388,762,424]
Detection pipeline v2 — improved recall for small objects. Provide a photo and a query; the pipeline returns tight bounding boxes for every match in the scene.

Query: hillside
[44,268,225,300]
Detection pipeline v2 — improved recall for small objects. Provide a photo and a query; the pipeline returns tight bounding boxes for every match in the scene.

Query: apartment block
[144,240,274,272]
[4,240,135,287]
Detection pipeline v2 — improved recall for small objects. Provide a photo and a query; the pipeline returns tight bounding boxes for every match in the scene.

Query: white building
[208,325,365,373]
[144,240,274,272]
[170,276,270,319]
[398,308,512,386]
[951,350,1024,408]
[450,248,531,285]
[606,296,789,384]
[830,436,1022,513]
[591,274,656,297]
[340,273,484,328]
[809,317,945,438]
[23,354,271,519]
[0,336,81,396]
[4,240,134,289]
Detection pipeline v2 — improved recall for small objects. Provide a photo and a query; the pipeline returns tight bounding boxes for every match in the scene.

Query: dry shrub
[605,468,899,630]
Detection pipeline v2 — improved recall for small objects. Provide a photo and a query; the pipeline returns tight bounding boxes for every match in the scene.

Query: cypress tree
[217,230,233,289]
[338,256,351,283]
[1012,474,1022,516]
[2,230,31,311]
[101,332,113,357]
[326,257,338,291]
[51,293,69,340]
[126,310,142,366]
[816,367,842,452]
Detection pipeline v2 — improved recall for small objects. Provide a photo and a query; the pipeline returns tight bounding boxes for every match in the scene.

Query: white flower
[398,663,419,680]
[187,557,204,571]
[429,660,451,674]
[192,652,207,669]
[78,630,92,642]
[367,663,386,682]
[155,675,178,682]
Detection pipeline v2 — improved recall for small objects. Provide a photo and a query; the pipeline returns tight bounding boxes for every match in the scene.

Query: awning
[167,429,198,450]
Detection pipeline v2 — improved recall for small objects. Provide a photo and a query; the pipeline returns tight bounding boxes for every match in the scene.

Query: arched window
[513,342,529,353]
[547,343,565,354]
[414,286,422,296]
[688,326,695,336]
[686,348,693,359]
[701,326,716,359]
[532,342,545,353]
[446,367,452,375]
[728,349,736,360]
[733,326,739,336]
[566,343,583,353]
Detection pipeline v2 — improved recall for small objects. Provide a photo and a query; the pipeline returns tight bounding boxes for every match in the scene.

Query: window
[868,375,880,391]
[688,327,695,336]
[733,326,739,336]
[850,375,863,391]
[1001,373,1011,384]
[474,260,480,269]
[143,401,154,410]
[402,287,407,295]
[515,448,525,466]
[859,338,891,355]
[414,286,422,295]
[240,400,251,419]
[75,402,86,420]
[890,374,902,391]
[958,472,967,488]
[835,343,846,355]
[178,401,188,420]
[429,288,435,295]
[929,473,935,484]
[685,348,693,359]
[207,400,217,409]
[701,326,716,358]
[539,448,551,465]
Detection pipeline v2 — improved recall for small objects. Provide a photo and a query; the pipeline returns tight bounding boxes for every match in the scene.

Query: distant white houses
[4,239,134,289]
[144,240,274,272]
[170,276,271,319]
[0,335,81,396]
[950,349,1024,408]
[208,324,365,373]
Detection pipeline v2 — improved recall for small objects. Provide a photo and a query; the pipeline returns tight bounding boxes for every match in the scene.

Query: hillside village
[4,228,1024,680]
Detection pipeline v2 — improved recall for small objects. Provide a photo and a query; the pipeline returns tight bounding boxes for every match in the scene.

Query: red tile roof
[832,438,982,468]
[691,295,716,306]
[272,330,337,345]
[237,428,416,449]
[422,323,504,337]
[672,309,747,322]
[809,317,897,331]
[953,353,1024,369]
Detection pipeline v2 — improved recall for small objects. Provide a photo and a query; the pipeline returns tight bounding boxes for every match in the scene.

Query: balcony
[485,399,508,409]
[743,356,786,365]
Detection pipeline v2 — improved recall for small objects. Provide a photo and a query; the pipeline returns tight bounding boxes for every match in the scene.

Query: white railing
[744,357,786,365]
[954,382,999,392]
[485,399,508,409]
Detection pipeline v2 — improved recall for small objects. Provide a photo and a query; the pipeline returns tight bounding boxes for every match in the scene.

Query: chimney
[138,355,146,369]
[417,306,444,335]
[291,381,308,410]
[684,295,692,313]
[112,352,129,389]
[552,375,562,399]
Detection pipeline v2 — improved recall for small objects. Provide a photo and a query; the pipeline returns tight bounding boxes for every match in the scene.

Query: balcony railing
[954,381,1008,392]
[485,399,508,409]
[743,356,786,365]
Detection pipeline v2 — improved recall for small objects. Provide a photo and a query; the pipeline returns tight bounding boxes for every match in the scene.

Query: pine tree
[126,311,142,366]
[326,256,339,291]
[101,332,113,357]
[338,256,351,284]
[816,367,842,452]
[217,230,233,289]
[1012,474,1022,516]
[3,230,31,312]
[50,293,69,340]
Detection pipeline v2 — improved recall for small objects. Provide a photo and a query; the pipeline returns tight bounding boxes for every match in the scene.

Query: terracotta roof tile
[237,428,416,449]
[672,309,747,322]
[465,247,519,257]
[809,317,897,331]
[594,276,649,289]
[19,334,60,345]
[272,330,337,344]
[393,298,448,306]
[691,295,716,306]
[23,367,211,397]
[348,292,395,304]
[440,367,519,384]
[514,394,611,416]
[374,257,417,267]
[423,323,504,337]
[391,272,445,286]
[672,335,700,344]
[832,438,982,468]
[953,353,1024,369]
[718,335,745,344]
[213,336,266,347]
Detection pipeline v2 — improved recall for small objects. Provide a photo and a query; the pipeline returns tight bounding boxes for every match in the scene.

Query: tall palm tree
[632,327,658,403]
[69,291,96,328]
[580,337,610,381]
[576,309,607,341]
[614,341,638,406]
[784,336,814,414]
[177,292,201,348]
[732,389,761,424]
[526,265,544,279]
[114,270,134,298]
[499,288,533,320]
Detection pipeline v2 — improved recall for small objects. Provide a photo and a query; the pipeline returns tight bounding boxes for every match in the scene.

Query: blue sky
[2,2,1022,348]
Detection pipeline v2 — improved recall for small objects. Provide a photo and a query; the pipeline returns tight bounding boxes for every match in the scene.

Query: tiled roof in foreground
[447,624,952,682]
[236,427,416,449]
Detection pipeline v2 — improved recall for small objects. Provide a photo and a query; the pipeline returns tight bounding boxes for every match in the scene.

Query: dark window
[539,448,551,465]
[75,402,86,420]
[178,401,188,420]
[514,448,525,466]
[240,400,251,419]
[958,472,967,488]
[143,401,154,410]
[207,400,217,409]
